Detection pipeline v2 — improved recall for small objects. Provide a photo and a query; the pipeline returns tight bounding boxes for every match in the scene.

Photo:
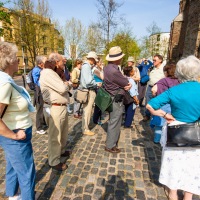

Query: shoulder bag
[167,121,200,147]
[74,88,89,104]
[95,87,113,112]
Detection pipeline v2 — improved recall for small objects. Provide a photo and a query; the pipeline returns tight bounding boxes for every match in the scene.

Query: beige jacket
[40,68,69,104]
[71,68,80,83]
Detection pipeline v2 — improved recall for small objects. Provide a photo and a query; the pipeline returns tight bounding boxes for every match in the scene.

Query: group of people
[0,40,200,200]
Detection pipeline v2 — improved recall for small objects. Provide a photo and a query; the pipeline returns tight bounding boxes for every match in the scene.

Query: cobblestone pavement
[0,76,199,200]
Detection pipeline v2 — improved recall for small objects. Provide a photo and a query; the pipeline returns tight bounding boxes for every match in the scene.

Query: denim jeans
[124,103,136,127]
[0,126,35,199]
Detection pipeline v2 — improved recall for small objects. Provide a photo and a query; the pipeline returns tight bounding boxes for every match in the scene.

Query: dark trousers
[93,104,102,124]
[145,85,153,117]
[138,82,147,106]
[34,86,46,130]
[124,103,136,127]
[0,127,35,199]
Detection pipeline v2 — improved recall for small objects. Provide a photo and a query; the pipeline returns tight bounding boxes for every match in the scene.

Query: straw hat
[106,46,125,61]
[127,56,135,63]
[86,51,98,62]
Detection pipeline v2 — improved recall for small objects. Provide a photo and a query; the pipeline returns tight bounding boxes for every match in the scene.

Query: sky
[6,0,180,40]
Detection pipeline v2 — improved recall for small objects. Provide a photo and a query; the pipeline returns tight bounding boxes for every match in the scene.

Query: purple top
[156,77,180,95]
[103,63,129,96]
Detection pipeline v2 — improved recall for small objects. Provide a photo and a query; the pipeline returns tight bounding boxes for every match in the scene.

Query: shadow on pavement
[101,175,134,200]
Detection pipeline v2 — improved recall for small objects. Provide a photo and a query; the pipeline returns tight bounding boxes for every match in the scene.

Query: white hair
[0,42,18,71]
[48,53,62,62]
[36,55,47,65]
[175,55,200,82]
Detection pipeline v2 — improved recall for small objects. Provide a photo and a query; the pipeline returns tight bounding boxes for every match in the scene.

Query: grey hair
[0,42,18,71]
[48,53,62,62]
[175,55,200,82]
[36,55,47,65]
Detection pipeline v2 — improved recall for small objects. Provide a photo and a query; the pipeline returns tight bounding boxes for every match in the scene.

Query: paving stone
[0,93,198,200]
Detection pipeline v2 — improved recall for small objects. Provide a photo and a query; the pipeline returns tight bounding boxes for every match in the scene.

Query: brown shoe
[105,146,121,153]
[143,116,150,122]
[74,114,82,119]
[83,130,95,136]
[50,163,67,171]
[61,150,72,157]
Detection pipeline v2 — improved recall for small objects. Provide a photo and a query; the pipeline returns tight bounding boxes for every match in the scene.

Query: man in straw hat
[80,51,98,136]
[103,46,132,153]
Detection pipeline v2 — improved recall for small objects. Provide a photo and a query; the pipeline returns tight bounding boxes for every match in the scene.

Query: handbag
[140,75,149,84]
[167,121,200,147]
[74,88,89,104]
[95,87,113,112]
[123,91,134,105]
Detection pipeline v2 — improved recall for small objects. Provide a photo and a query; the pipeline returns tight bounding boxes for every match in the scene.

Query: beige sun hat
[86,51,98,62]
[106,46,125,61]
[127,56,135,63]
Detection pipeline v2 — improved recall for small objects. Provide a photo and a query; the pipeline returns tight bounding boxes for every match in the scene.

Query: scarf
[0,71,35,112]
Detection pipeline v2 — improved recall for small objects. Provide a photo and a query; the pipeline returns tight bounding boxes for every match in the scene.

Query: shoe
[105,146,121,153]
[50,163,68,171]
[83,130,95,136]
[9,195,22,200]
[124,125,133,128]
[36,129,46,134]
[74,114,82,119]
[143,116,150,122]
[61,150,72,157]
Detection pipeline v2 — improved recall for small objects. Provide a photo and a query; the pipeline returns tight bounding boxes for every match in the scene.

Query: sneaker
[83,130,95,136]
[36,130,46,134]
[9,195,22,200]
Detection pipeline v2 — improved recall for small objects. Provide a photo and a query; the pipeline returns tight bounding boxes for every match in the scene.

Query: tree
[63,17,85,59]
[95,0,123,47]
[146,21,162,57]
[84,22,104,53]
[105,31,141,66]
[8,0,63,68]
[0,1,11,37]
[140,22,162,59]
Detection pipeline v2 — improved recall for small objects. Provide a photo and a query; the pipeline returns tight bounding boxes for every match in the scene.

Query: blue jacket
[138,60,153,78]
[32,66,42,87]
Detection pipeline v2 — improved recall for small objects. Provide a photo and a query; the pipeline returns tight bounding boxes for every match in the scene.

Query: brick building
[168,0,200,62]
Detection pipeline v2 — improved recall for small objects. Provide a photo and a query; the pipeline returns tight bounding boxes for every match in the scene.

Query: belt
[44,102,67,106]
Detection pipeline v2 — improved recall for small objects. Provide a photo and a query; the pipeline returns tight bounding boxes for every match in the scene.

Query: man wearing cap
[104,46,132,153]
[127,56,140,83]
[80,51,98,136]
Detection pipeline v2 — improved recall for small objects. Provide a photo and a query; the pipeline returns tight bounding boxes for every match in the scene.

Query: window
[157,34,160,41]
[44,47,47,55]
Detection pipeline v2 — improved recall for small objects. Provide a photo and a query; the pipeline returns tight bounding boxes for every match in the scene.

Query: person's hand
[13,129,26,140]
[124,83,132,91]
[165,114,176,123]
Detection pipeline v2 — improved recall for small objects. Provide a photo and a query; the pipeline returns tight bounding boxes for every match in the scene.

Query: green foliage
[0,1,11,37]
[104,32,141,66]
[66,59,72,72]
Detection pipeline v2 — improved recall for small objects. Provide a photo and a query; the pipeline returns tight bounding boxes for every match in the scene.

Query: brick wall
[168,0,200,61]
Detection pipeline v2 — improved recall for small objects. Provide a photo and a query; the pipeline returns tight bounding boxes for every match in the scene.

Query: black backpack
[26,69,36,90]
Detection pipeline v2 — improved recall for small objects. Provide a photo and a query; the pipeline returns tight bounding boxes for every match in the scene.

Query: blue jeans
[152,126,162,143]
[0,126,35,199]
[124,103,136,127]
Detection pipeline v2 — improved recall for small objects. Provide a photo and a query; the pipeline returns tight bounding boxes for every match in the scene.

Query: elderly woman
[0,42,35,199]
[150,63,179,143]
[146,55,200,200]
